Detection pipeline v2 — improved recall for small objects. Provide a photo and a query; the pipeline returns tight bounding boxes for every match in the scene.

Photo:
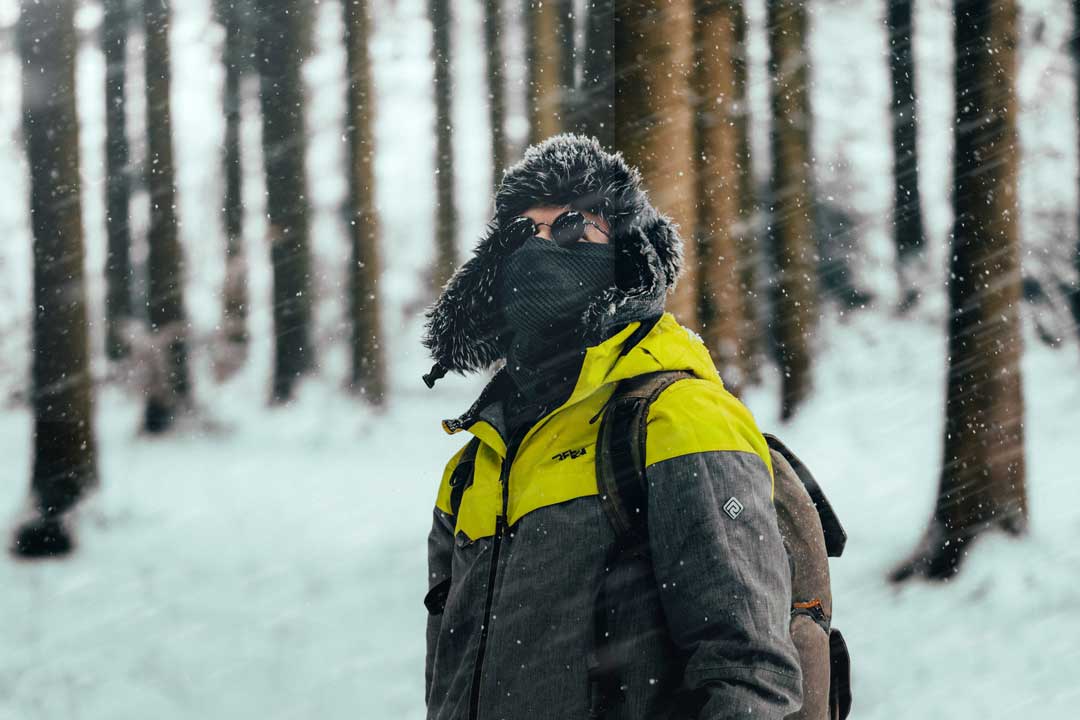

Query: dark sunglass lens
[551,211,586,247]
[505,216,537,250]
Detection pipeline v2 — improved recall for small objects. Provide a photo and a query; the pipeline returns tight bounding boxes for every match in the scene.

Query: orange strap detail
[792,598,823,610]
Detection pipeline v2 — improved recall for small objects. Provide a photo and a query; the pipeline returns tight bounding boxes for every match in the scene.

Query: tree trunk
[218,0,249,356]
[732,4,762,385]
[557,0,576,122]
[891,0,1027,583]
[1070,0,1080,347]
[104,0,133,361]
[888,0,927,309]
[484,0,509,182]
[694,0,750,395]
[574,0,614,147]
[257,0,314,403]
[345,0,387,404]
[525,0,569,144]
[430,0,458,291]
[612,0,699,330]
[767,0,817,420]
[143,0,191,432]
[12,0,99,557]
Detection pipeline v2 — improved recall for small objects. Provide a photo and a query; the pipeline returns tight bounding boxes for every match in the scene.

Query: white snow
[1,0,1079,718]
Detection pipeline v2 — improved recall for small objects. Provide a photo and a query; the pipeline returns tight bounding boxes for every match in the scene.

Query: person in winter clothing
[421,134,802,720]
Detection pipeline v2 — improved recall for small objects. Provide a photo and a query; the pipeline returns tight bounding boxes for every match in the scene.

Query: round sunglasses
[504,209,611,250]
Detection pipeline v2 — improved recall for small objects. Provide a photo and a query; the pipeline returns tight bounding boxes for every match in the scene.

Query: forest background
[1,0,1079,717]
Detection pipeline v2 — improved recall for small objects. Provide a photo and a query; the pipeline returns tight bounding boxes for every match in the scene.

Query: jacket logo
[552,448,588,462]
[723,496,744,520]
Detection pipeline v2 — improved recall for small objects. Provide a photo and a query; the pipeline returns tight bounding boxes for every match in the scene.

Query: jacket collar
[441,313,721,455]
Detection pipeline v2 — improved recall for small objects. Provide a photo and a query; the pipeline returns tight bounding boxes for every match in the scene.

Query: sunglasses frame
[504,209,611,250]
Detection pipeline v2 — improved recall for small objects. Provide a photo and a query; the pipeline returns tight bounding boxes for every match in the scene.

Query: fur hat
[422,133,683,385]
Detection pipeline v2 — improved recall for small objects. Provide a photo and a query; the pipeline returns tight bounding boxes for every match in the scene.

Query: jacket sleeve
[425,507,455,704]
[644,392,803,719]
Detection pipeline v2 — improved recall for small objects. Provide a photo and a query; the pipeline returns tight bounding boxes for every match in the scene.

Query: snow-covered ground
[2,0,1079,718]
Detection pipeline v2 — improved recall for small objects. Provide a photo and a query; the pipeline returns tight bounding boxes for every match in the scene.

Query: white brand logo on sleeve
[723,497,744,520]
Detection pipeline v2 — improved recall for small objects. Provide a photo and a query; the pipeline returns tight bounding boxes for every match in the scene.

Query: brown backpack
[593,371,852,720]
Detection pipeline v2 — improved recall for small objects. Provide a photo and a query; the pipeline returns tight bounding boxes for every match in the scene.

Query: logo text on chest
[552,447,588,462]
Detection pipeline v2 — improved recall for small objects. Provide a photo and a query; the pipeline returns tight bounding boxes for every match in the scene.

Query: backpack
[591,371,852,720]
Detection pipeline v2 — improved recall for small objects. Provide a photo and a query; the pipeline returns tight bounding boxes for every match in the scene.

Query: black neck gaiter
[498,237,615,428]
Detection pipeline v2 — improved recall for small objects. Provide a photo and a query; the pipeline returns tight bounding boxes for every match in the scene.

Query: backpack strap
[764,434,847,558]
[594,370,695,545]
[587,370,693,718]
[448,437,482,520]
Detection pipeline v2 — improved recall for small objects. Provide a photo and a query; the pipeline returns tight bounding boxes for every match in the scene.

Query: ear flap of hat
[581,210,684,343]
[421,222,507,374]
[638,210,683,289]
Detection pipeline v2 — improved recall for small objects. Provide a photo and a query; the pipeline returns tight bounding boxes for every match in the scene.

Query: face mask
[498,236,616,343]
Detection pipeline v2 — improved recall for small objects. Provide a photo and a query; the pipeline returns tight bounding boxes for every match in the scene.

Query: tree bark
[888,0,927,309]
[574,0,614,147]
[694,0,750,395]
[345,0,387,404]
[257,0,314,403]
[525,0,569,144]
[767,0,817,420]
[1070,0,1080,347]
[13,0,99,557]
[430,0,458,291]
[104,0,133,361]
[217,0,249,354]
[891,0,1027,583]
[557,0,576,122]
[612,0,699,330]
[732,3,762,384]
[484,0,509,181]
[143,0,191,431]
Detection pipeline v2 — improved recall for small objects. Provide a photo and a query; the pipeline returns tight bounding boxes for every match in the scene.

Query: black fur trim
[422,134,684,376]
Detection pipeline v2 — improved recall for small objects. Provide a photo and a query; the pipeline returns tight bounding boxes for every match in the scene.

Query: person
[421,134,802,720]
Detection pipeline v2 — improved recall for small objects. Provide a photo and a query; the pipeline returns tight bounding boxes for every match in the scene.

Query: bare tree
[1070,0,1080,346]
[143,0,191,431]
[257,0,315,403]
[732,3,762,384]
[104,0,133,361]
[573,0,614,147]
[217,0,251,369]
[11,0,99,557]
[767,0,817,420]
[484,0,509,181]
[888,0,927,309]
[694,0,751,394]
[891,0,1027,582]
[525,0,572,144]
[557,0,576,121]
[612,0,699,329]
[430,0,458,290]
[344,0,387,404]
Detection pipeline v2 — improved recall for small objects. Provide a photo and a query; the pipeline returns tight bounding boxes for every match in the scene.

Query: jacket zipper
[467,428,525,720]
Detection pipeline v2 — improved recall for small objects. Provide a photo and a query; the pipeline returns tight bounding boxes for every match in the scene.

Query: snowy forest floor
[2,313,1080,720]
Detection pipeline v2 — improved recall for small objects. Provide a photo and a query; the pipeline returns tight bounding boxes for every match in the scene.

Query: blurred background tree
[429,0,458,291]
[345,0,386,404]
[142,0,191,432]
[216,0,253,376]
[612,0,700,330]
[12,0,98,557]
[887,0,927,311]
[103,0,133,363]
[892,0,1028,582]
[766,0,818,421]
[257,0,314,404]
[693,0,753,396]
